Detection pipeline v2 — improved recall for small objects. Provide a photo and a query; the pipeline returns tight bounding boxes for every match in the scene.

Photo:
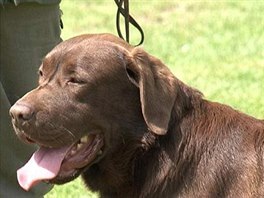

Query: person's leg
[0,3,62,197]
[0,2,62,104]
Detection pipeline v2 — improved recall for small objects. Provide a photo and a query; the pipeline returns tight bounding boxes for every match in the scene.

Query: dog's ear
[125,47,177,135]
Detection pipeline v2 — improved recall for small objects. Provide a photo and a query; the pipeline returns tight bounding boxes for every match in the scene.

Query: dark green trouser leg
[0,3,62,197]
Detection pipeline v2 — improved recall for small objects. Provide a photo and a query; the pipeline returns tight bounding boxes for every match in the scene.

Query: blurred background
[45,1,264,197]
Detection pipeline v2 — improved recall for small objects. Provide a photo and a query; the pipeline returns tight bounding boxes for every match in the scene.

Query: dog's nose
[10,103,34,122]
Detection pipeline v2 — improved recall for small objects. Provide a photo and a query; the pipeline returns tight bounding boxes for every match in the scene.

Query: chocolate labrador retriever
[10,33,264,198]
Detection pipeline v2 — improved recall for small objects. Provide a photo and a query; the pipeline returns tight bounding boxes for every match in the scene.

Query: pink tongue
[17,146,70,191]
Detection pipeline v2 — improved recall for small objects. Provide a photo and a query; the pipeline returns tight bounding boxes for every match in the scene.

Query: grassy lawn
[45,1,264,197]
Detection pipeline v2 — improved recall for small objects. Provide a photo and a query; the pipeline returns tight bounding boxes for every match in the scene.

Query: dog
[10,33,264,198]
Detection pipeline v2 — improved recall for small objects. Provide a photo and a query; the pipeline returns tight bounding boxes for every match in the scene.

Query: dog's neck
[82,81,204,198]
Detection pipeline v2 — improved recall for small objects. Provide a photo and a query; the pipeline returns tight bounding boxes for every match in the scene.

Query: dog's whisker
[47,122,76,139]
[59,125,76,139]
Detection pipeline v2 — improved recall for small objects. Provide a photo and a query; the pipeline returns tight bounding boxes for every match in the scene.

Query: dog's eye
[67,77,85,85]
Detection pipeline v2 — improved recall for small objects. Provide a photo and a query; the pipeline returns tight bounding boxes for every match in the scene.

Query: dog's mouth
[17,133,104,191]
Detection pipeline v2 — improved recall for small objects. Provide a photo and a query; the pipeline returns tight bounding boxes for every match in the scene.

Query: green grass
[45,1,264,197]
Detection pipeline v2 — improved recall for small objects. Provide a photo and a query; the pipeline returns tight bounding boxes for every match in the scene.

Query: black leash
[114,0,144,46]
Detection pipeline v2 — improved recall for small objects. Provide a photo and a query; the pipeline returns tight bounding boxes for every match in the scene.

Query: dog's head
[9,33,179,190]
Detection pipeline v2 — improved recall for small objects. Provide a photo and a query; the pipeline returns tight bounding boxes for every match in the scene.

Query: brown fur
[10,33,264,198]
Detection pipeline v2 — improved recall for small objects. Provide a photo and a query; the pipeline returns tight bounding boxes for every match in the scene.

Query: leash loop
[114,0,144,46]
